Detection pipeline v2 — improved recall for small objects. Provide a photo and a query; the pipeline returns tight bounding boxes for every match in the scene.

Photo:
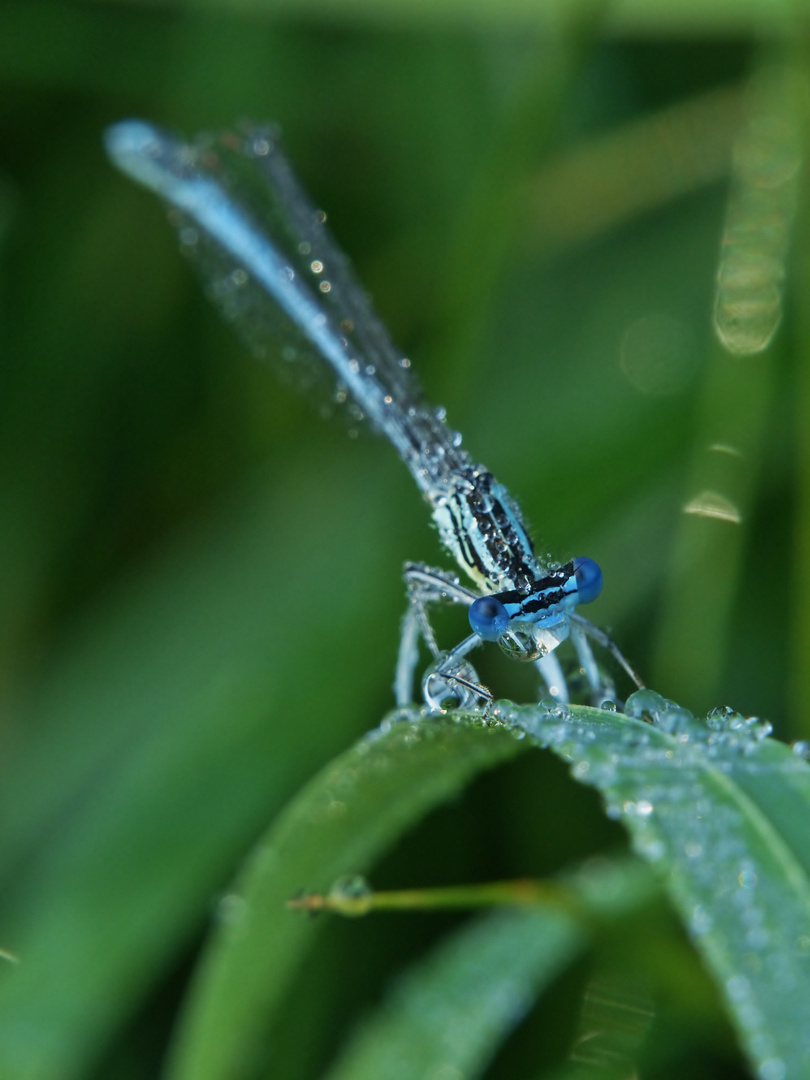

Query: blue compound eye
[468,595,511,641]
[572,557,603,605]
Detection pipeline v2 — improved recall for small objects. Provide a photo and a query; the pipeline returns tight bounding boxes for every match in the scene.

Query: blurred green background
[0,1,806,1078]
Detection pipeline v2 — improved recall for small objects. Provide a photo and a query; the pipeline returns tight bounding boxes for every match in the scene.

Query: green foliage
[1,4,809,1079]
[159,705,810,1080]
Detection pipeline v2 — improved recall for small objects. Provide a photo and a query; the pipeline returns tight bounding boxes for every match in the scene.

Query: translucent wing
[105,120,469,496]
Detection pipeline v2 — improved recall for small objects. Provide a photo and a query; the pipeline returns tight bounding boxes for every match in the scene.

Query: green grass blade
[165,715,529,1080]
[321,858,654,1080]
[322,907,582,1080]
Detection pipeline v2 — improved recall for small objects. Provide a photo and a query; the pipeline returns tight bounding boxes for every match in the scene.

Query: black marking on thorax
[437,469,539,588]
[495,562,574,613]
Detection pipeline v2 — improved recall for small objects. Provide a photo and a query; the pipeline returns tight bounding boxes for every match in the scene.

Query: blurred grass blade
[320,858,655,1080]
[713,64,801,357]
[652,59,801,710]
[525,83,743,255]
[790,63,810,736]
[321,907,583,1080]
[84,0,798,34]
[0,452,409,1080]
[428,5,605,392]
[164,715,529,1080]
[650,334,776,709]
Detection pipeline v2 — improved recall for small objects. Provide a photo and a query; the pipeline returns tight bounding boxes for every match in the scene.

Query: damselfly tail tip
[104,120,167,186]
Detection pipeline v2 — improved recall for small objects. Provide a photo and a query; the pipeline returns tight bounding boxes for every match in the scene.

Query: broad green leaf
[508,694,810,1080]
[164,714,529,1080]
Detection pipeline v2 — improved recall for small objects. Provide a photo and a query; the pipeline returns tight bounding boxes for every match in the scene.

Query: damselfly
[105,120,642,710]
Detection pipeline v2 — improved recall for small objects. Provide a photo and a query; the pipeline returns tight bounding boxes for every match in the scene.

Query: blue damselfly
[105,120,641,710]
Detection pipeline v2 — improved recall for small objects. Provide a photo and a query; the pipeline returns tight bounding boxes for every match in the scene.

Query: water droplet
[329,875,371,901]
[251,134,272,156]
[705,706,772,750]
[422,656,483,712]
[791,740,810,759]
[217,892,247,926]
[752,718,773,741]
[543,701,572,723]
[746,926,770,949]
[760,1059,786,1080]
[328,875,373,916]
[691,904,713,935]
[726,973,751,1001]
[625,688,669,721]
[635,837,665,861]
[707,705,742,730]
[656,704,695,735]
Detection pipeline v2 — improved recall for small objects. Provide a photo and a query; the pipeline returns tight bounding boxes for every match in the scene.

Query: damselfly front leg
[570,614,645,703]
[396,563,491,710]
